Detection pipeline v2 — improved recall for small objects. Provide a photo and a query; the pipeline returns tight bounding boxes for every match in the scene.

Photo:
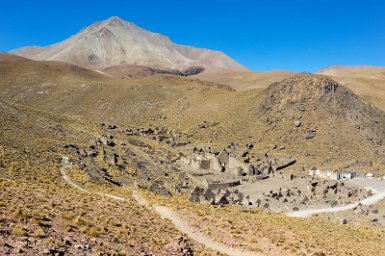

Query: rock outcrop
[256,73,385,145]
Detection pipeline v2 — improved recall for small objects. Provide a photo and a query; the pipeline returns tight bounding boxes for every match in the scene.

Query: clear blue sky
[1,0,384,72]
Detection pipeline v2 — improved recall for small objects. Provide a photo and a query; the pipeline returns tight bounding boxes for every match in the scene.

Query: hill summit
[257,73,385,145]
[258,73,357,109]
[10,16,248,72]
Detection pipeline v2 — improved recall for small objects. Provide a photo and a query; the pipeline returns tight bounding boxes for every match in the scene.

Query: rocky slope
[10,16,248,72]
[313,66,385,112]
[257,73,385,143]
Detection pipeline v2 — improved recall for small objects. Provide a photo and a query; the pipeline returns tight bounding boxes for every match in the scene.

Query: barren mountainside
[2,53,385,170]
[10,16,249,72]
[2,52,385,255]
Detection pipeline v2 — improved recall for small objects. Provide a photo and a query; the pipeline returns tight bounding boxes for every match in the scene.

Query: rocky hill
[10,16,248,72]
[257,73,385,143]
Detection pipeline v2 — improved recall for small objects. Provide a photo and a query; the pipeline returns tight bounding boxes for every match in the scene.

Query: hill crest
[257,73,385,145]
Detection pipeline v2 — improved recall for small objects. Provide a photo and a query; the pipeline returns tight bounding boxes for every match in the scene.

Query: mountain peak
[82,16,134,33]
[106,16,125,22]
[102,16,133,28]
[9,17,249,71]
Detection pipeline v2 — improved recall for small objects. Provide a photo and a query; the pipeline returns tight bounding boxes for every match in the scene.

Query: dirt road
[287,178,385,218]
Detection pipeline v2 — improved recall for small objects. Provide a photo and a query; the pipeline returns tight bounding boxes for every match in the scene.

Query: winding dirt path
[287,178,385,218]
[60,159,263,256]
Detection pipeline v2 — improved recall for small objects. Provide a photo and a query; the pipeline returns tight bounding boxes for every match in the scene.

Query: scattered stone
[189,186,205,202]
[149,180,171,196]
[161,236,193,256]
[303,130,316,140]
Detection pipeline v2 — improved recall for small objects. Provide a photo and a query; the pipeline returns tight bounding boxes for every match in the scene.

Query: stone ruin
[123,126,190,147]
[181,146,296,179]
[253,178,369,211]
[63,134,132,185]
[181,149,255,177]
[189,179,245,205]
[182,145,297,206]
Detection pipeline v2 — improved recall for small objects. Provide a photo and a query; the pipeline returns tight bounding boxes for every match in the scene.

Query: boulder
[189,186,205,202]
[98,135,115,147]
[99,136,108,146]
[149,180,171,196]
[301,196,310,204]
[203,188,216,203]
[217,150,229,166]
[215,190,230,205]
[303,130,316,140]
[232,190,245,203]
[161,236,193,256]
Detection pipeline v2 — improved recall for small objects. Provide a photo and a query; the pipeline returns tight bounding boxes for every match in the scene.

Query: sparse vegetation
[1,52,385,255]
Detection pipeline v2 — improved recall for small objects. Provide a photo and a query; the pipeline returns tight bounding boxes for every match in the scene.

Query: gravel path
[287,178,385,218]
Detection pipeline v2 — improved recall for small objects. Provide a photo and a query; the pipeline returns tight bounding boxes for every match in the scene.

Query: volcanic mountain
[10,16,248,72]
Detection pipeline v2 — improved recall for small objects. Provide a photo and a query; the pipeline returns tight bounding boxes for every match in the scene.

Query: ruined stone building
[181,150,253,176]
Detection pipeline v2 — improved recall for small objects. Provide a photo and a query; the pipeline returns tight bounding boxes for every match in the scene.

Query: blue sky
[1,0,384,72]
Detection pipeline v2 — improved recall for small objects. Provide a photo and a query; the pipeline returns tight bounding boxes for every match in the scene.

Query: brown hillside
[2,55,385,255]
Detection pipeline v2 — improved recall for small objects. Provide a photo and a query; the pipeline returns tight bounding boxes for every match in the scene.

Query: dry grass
[195,69,295,91]
[140,189,385,256]
[1,53,385,255]
[0,134,220,255]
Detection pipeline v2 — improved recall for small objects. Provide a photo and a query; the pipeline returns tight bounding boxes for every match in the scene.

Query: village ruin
[63,123,384,215]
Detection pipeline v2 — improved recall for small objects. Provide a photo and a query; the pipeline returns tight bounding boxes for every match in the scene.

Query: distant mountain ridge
[10,16,249,72]
[316,65,385,76]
